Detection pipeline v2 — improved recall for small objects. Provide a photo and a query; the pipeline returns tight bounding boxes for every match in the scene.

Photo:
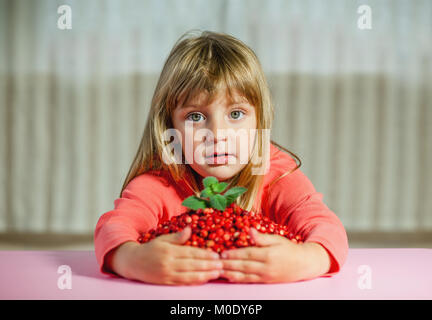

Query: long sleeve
[263,155,349,276]
[93,173,168,275]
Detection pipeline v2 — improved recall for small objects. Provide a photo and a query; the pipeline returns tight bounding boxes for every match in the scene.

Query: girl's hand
[220,228,331,283]
[109,226,223,286]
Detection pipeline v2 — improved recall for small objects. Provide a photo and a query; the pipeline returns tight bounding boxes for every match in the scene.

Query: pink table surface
[0,248,431,300]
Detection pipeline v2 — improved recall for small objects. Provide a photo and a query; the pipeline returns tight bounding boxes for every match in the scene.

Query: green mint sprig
[181,176,247,211]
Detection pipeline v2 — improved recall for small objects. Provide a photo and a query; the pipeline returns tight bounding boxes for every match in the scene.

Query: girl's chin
[192,165,241,182]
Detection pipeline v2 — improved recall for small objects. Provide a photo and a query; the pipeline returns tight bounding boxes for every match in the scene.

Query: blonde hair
[120,30,301,214]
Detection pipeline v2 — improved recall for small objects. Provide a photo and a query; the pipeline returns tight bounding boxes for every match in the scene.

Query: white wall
[0,0,431,234]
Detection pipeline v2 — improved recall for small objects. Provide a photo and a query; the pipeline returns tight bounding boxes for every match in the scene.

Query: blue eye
[186,113,204,122]
[230,110,245,120]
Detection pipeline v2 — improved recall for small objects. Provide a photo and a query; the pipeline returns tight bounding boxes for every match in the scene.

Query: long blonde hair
[120,30,301,214]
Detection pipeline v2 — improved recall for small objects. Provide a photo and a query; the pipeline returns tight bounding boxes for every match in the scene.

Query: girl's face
[171,88,257,182]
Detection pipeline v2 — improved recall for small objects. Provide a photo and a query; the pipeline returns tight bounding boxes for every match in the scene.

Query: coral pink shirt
[94,143,349,277]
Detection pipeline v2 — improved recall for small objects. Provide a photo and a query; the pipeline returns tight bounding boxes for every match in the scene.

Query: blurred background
[0,0,431,250]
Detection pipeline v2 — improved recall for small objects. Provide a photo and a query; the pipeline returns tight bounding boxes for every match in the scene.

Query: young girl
[94,30,349,286]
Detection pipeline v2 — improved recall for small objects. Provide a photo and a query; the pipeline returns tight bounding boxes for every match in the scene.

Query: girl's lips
[205,154,236,165]
[205,153,235,158]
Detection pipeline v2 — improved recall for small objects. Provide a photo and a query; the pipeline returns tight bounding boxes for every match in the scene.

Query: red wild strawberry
[216,228,224,237]
[222,233,231,241]
[139,176,304,253]
[184,216,192,224]
[208,232,216,240]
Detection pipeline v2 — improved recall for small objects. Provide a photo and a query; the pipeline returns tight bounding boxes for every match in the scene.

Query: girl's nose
[206,115,229,143]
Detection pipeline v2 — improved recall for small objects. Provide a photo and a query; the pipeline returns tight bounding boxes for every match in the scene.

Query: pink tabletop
[0,249,431,300]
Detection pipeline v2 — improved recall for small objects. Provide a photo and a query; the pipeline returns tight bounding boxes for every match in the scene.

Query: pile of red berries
[138,203,303,253]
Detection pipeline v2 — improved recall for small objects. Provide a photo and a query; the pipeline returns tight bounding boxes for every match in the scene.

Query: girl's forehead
[180,88,249,109]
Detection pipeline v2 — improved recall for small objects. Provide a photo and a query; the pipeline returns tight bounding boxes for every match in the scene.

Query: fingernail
[221,252,227,259]
[212,253,220,259]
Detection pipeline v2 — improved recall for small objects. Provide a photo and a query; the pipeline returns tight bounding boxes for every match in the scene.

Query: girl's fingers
[221,259,265,275]
[156,226,191,244]
[221,270,263,283]
[176,246,220,260]
[174,258,224,272]
[250,229,285,247]
[170,270,222,285]
[221,247,269,262]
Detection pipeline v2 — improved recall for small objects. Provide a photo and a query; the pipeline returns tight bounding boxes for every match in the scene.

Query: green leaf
[210,182,228,194]
[181,196,208,210]
[203,176,218,188]
[209,194,227,211]
[200,187,214,198]
[223,187,247,205]
[182,176,248,212]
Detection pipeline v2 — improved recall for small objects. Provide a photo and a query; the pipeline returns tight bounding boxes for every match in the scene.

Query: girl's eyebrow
[229,102,249,106]
[181,101,250,110]
[180,104,202,109]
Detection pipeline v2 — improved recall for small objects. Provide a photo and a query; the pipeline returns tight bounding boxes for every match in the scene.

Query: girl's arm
[263,157,349,276]
[298,241,332,279]
[219,228,334,283]
[94,174,223,284]
[104,228,223,285]
[275,191,348,276]
[94,173,168,275]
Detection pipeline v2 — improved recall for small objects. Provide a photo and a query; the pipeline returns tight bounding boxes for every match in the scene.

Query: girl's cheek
[233,136,249,164]
[182,141,197,165]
